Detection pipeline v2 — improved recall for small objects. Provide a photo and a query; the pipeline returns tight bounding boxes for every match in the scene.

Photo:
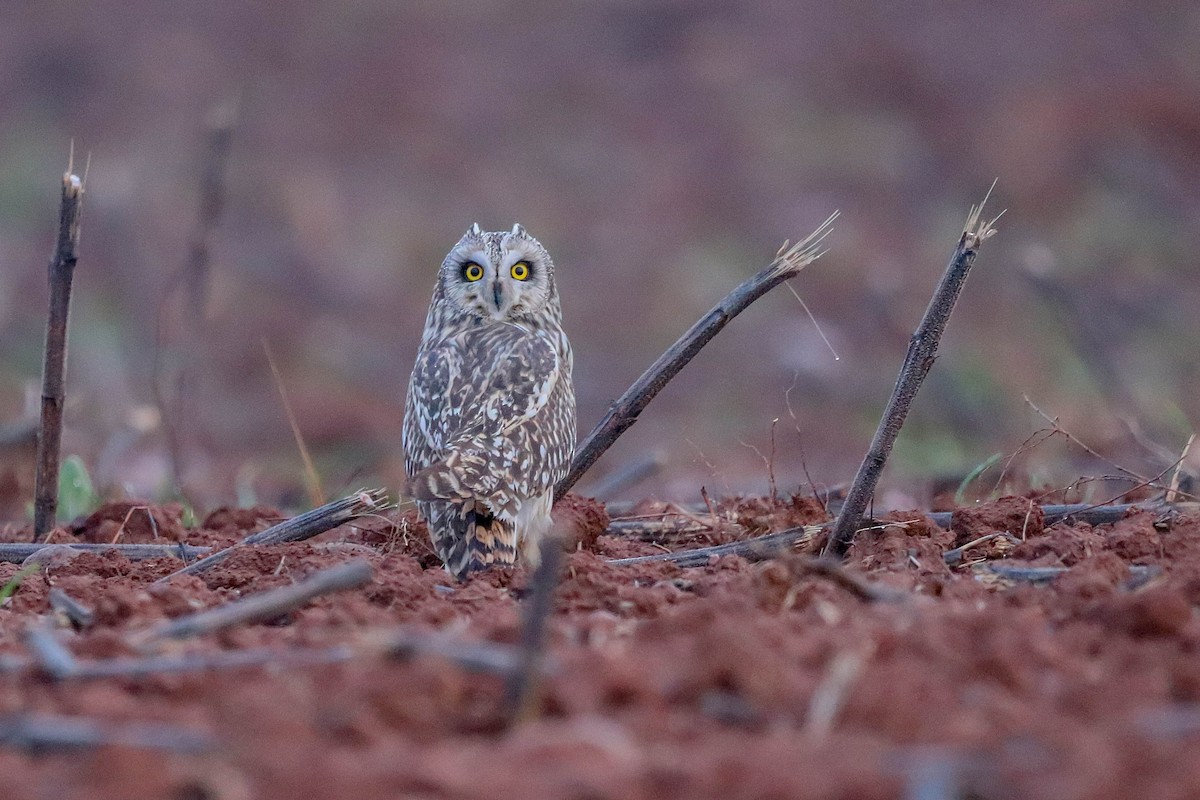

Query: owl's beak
[491,281,504,310]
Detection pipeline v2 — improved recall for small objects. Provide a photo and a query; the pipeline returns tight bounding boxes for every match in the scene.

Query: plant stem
[33,165,85,537]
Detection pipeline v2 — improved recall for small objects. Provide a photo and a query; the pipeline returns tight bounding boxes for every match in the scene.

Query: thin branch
[155,488,386,583]
[606,501,1170,569]
[941,532,1019,566]
[134,560,373,648]
[506,545,563,724]
[47,588,94,629]
[608,525,820,568]
[0,713,214,754]
[23,624,78,680]
[33,162,86,537]
[0,630,529,680]
[823,190,999,557]
[554,212,838,500]
[795,558,906,603]
[977,562,1160,589]
[0,542,213,564]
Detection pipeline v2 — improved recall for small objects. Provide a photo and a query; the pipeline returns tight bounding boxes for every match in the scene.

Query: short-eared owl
[402,224,575,578]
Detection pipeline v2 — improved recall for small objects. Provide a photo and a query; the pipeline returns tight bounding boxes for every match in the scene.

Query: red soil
[0,494,1197,798]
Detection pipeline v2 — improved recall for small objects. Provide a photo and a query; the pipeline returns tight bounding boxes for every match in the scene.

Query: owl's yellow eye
[463,262,484,282]
[511,261,531,281]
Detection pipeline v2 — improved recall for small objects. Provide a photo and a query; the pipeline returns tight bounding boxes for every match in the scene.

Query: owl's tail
[438,501,518,579]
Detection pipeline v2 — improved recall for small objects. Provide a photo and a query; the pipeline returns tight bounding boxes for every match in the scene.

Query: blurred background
[0,1,1197,515]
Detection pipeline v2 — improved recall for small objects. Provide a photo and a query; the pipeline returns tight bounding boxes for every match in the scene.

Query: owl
[402,223,576,578]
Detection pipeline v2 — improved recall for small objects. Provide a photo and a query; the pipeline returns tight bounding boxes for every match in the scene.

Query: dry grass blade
[263,337,325,507]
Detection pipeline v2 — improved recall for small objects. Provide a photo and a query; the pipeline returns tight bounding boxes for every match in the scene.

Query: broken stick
[135,560,372,648]
[554,212,838,500]
[155,488,386,583]
[506,545,563,724]
[823,191,999,557]
[33,161,86,537]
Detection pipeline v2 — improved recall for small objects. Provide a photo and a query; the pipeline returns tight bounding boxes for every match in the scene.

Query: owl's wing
[404,327,561,506]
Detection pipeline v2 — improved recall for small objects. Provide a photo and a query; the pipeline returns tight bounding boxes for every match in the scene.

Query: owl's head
[438,223,558,323]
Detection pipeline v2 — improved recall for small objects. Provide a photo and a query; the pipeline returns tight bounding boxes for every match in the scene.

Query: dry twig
[823,189,999,557]
[47,588,94,629]
[33,159,86,537]
[554,212,838,499]
[23,624,78,680]
[506,545,563,724]
[155,488,386,582]
[134,560,372,648]
[0,542,212,564]
[0,629,529,680]
[607,501,1166,570]
[0,713,213,754]
[608,525,820,568]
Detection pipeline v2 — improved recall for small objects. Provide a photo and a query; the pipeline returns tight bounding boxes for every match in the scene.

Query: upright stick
[34,164,85,537]
[822,191,999,557]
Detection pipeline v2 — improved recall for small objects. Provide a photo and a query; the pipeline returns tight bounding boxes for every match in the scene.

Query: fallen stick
[33,161,86,537]
[606,502,1165,569]
[0,542,213,564]
[155,488,386,582]
[24,624,78,680]
[977,562,1161,588]
[608,525,819,568]
[823,192,999,558]
[506,545,563,724]
[0,713,213,754]
[605,501,1156,546]
[930,501,1143,530]
[48,587,95,629]
[554,213,838,500]
[134,560,373,648]
[795,558,906,603]
[941,532,1019,566]
[0,629,529,680]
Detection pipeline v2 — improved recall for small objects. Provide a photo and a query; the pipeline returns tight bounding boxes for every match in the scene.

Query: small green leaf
[58,455,98,520]
[0,563,39,605]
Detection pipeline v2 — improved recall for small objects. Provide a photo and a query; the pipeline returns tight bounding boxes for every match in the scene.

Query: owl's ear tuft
[511,223,526,237]
[468,222,482,237]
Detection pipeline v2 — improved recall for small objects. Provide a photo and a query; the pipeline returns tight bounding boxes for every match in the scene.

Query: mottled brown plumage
[403,224,575,578]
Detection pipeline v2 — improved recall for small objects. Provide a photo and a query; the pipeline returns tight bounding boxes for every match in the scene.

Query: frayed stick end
[963,179,1003,248]
[771,210,839,280]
